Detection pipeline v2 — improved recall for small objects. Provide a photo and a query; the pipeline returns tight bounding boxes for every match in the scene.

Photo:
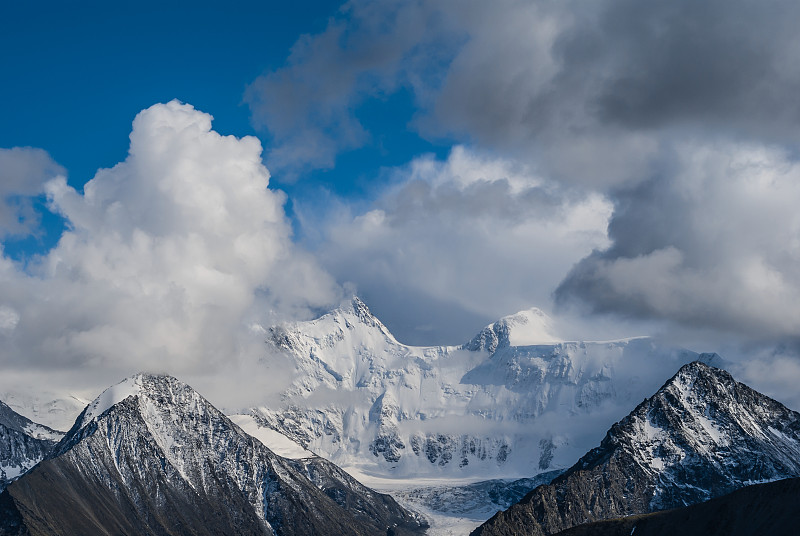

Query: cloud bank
[556,142,800,341]
[0,101,339,402]
[4,0,800,414]
[315,146,612,344]
[250,0,800,349]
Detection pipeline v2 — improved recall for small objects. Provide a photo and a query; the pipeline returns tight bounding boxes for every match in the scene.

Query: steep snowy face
[252,298,718,477]
[6,373,423,536]
[0,400,62,491]
[473,362,800,536]
[464,308,560,352]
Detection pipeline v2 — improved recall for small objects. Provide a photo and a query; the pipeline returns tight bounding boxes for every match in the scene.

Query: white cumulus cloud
[0,101,340,405]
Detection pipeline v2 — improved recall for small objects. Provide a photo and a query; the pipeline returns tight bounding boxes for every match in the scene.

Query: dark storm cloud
[250,0,800,183]
[556,142,800,339]
[564,0,800,137]
[428,0,800,186]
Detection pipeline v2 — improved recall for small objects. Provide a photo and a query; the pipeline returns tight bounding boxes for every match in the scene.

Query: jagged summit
[473,361,800,536]
[348,296,386,328]
[327,296,394,335]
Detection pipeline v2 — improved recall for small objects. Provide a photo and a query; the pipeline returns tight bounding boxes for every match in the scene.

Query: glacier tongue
[249,297,719,479]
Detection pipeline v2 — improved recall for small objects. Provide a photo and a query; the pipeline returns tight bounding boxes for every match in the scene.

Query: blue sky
[2,0,800,402]
[1,1,351,251]
[0,1,450,246]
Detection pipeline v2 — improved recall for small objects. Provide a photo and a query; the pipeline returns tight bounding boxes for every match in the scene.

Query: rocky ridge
[472,361,800,536]
[0,400,62,491]
[552,477,800,536]
[0,373,424,536]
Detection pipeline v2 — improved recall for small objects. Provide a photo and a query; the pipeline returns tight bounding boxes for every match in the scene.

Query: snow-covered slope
[473,361,800,536]
[0,400,62,491]
[0,390,88,433]
[249,297,722,478]
[1,373,425,536]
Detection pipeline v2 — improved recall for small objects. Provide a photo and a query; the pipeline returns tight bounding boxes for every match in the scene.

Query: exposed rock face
[287,456,427,534]
[253,297,723,477]
[0,400,62,491]
[552,477,800,536]
[472,362,800,536]
[0,374,425,536]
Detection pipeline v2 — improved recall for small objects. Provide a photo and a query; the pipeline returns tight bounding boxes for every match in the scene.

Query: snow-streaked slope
[249,297,722,478]
[0,400,62,491]
[473,361,800,536]
[229,414,314,459]
[4,373,425,536]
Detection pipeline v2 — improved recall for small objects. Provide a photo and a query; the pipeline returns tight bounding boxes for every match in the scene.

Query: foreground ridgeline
[0,374,426,536]
[552,477,800,536]
[472,362,800,536]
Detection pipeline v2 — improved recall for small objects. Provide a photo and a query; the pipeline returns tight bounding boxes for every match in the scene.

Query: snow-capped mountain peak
[473,361,800,536]
[324,296,395,337]
[251,299,724,479]
[465,307,560,351]
[75,373,148,430]
[9,372,424,535]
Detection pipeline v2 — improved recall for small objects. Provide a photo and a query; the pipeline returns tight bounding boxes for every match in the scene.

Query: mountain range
[1,299,799,534]
[0,373,424,536]
[247,298,725,479]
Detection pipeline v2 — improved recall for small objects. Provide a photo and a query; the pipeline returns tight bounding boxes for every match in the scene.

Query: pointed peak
[349,295,377,323]
[671,359,730,383]
[76,375,146,429]
[75,372,185,430]
[330,296,394,335]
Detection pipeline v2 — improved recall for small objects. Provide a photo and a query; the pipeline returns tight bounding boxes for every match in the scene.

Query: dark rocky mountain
[472,361,800,536]
[0,374,425,536]
[552,477,800,536]
[0,400,62,492]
